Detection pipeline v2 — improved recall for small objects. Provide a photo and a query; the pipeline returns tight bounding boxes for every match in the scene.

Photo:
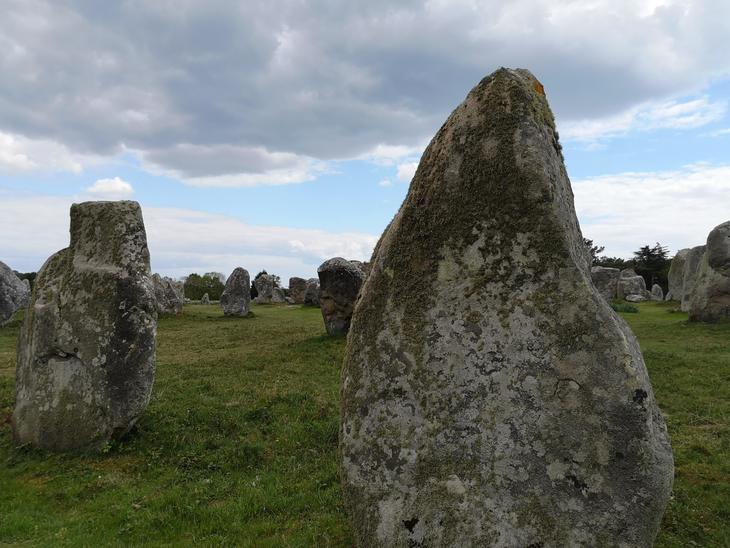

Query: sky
[1,0,729,283]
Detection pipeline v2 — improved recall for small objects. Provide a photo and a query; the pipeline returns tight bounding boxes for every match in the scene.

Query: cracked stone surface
[0,260,30,326]
[13,201,157,452]
[220,267,251,316]
[340,68,673,547]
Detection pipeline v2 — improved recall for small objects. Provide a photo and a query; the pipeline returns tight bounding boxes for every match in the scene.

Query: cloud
[378,179,392,187]
[86,177,134,199]
[0,190,377,282]
[573,163,730,257]
[0,131,101,174]
[397,162,419,182]
[0,1,728,180]
[561,96,727,142]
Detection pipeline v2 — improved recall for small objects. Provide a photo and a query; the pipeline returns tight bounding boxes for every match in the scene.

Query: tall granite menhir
[341,69,673,547]
[13,201,157,451]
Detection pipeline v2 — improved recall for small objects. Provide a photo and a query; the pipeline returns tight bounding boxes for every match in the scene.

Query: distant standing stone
[689,221,730,322]
[651,284,664,301]
[271,286,286,303]
[341,69,672,547]
[318,258,364,335]
[201,292,210,305]
[304,278,320,306]
[0,261,30,325]
[667,249,689,301]
[13,201,157,451]
[617,268,648,300]
[253,273,275,303]
[220,268,251,316]
[151,273,184,315]
[288,277,308,304]
[680,245,706,312]
[590,266,619,301]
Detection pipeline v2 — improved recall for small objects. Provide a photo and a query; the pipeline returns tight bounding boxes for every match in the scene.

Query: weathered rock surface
[626,293,648,302]
[272,287,286,304]
[304,278,320,306]
[667,249,689,302]
[253,274,276,303]
[220,268,251,316]
[590,266,619,301]
[200,292,210,305]
[617,268,648,300]
[680,245,706,312]
[318,258,364,335]
[1,261,30,325]
[341,69,673,547]
[288,277,308,304]
[689,221,730,322]
[13,201,157,451]
[152,273,183,315]
[651,284,664,301]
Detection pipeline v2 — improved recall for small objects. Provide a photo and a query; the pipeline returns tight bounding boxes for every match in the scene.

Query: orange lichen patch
[532,79,545,96]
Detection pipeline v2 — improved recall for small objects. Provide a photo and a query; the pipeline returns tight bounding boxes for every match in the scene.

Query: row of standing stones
[12,67,730,544]
[591,222,730,322]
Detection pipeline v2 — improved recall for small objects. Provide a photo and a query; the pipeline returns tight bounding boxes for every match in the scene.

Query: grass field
[1,302,728,546]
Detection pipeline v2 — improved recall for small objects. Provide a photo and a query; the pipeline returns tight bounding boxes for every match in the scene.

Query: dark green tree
[183,272,225,300]
[633,243,671,291]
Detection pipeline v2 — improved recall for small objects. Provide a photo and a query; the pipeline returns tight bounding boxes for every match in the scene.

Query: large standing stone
[304,278,320,306]
[667,249,689,302]
[680,245,706,312]
[220,267,251,316]
[688,221,730,322]
[651,284,664,301]
[617,268,648,300]
[151,273,184,315]
[1,261,30,325]
[318,258,364,335]
[340,69,673,547]
[590,266,619,301]
[13,201,157,451]
[288,277,308,304]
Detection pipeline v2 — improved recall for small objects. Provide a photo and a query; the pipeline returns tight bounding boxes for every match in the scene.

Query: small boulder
[590,266,620,301]
[688,221,730,322]
[13,201,157,451]
[288,277,308,304]
[220,268,251,316]
[626,293,648,302]
[0,261,30,325]
[200,293,210,305]
[304,278,320,306]
[317,258,364,335]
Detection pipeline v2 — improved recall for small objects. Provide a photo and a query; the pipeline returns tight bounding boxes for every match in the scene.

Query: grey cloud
[1,0,729,177]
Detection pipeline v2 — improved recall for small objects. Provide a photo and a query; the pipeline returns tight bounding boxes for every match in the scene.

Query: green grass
[1,301,728,546]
